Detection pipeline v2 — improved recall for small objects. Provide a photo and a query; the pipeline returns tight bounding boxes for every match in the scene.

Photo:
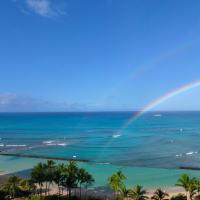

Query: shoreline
[0,168,185,198]
[47,186,185,198]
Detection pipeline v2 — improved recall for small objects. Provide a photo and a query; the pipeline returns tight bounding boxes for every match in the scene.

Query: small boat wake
[112,134,122,138]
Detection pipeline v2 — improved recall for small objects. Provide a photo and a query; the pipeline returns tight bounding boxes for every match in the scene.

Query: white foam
[112,134,121,138]
[0,143,4,147]
[176,154,182,157]
[43,140,54,144]
[44,141,67,146]
[73,155,77,158]
[57,143,67,146]
[186,151,197,155]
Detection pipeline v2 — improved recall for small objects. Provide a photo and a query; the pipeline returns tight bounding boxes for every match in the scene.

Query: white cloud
[26,0,55,17]
[12,0,65,18]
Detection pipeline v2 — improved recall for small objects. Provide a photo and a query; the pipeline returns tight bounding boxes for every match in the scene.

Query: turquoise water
[1,156,200,188]
[0,112,200,188]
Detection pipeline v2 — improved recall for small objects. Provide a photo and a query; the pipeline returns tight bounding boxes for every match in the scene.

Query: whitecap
[43,140,54,144]
[186,151,198,155]
[57,143,67,146]
[73,155,77,158]
[176,154,182,157]
[0,143,4,147]
[112,134,121,138]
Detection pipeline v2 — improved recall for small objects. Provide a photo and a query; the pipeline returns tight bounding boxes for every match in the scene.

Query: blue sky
[1,0,200,111]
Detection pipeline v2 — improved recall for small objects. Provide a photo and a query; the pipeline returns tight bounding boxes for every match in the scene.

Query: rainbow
[97,80,200,160]
[121,80,200,130]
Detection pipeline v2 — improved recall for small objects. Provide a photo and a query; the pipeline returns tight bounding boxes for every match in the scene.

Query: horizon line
[0,110,200,113]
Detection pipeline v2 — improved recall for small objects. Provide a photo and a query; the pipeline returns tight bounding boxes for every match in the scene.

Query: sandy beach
[46,184,185,198]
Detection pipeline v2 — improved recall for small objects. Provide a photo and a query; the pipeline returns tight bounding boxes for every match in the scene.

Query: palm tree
[83,172,94,200]
[2,175,22,199]
[118,186,131,200]
[151,188,169,200]
[53,163,65,197]
[31,162,46,196]
[129,185,148,200]
[46,160,56,195]
[20,179,37,196]
[108,174,119,198]
[188,178,197,200]
[42,162,48,196]
[176,174,196,200]
[170,194,187,200]
[108,170,126,197]
[77,168,87,198]
[2,184,13,199]
[176,174,190,195]
[116,170,127,182]
[194,178,200,195]
[61,161,78,198]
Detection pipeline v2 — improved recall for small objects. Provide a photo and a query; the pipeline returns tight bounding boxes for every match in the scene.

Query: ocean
[0,111,200,188]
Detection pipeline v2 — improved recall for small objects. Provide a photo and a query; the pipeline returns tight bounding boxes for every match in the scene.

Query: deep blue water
[0,111,200,169]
